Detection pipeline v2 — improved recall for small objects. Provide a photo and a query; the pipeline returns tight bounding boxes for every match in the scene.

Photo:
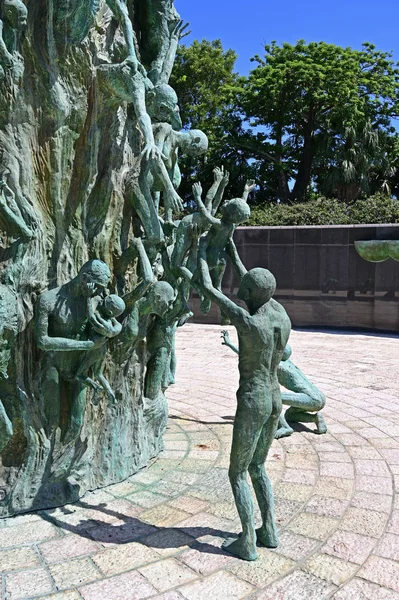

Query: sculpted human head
[220,198,251,225]
[77,260,111,298]
[147,83,182,130]
[3,0,28,29]
[179,130,208,157]
[148,281,175,316]
[102,294,126,318]
[238,268,276,311]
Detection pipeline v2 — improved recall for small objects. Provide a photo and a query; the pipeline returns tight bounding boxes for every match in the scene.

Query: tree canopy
[171,39,399,208]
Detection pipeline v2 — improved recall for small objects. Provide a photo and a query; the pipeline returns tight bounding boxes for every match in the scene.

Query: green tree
[170,39,255,203]
[235,40,399,203]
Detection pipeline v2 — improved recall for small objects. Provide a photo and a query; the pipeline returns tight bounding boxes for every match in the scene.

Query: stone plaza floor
[1,325,399,599]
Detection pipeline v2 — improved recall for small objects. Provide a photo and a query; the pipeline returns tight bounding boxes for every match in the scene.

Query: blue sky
[175,0,399,74]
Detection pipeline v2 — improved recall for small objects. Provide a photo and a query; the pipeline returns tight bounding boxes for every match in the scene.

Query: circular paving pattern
[0,325,398,599]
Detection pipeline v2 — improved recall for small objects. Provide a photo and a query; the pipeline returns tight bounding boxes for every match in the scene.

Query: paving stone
[128,491,169,509]
[92,541,159,575]
[0,520,59,548]
[0,546,40,572]
[288,513,339,540]
[341,507,388,537]
[6,567,54,599]
[275,482,313,502]
[40,593,81,600]
[39,534,100,564]
[150,593,185,600]
[178,541,235,575]
[251,570,336,599]
[305,496,348,518]
[374,535,399,565]
[313,477,353,500]
[347,446,382,459]
[50,557,101,589]
[350,491,393,513]
[318,451,352,463]
[322,530,376,564]
[179,571,254,600]
[143,528,195,558]
[140,505,191,527]
[304,553,358,585]
[359,555,399,592]
[83,519,157,545]
[228,547,293,587]
[332,577,399,599]
[138,558,198,592]
[274,531,319,561]
[319,462,354,479]
[388,511,399,535]
[168,496,210,514]
[355,475,393,495]
[80,570,158,600]
[274,498,303,526]
[354,459,391,477]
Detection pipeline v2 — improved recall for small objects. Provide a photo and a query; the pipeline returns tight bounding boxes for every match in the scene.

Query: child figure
[170,166,229,302]
[183,179,254,314]
[75,294,126,403]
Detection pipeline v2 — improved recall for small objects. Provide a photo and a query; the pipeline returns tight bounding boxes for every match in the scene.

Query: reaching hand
[141,143,165,162]
[223,170,230,185]
[221,329,230,346]
[171,20,191,42]
[213,166,224,183]
[192,182,203,200]
[166,190,184,214]
[122,55,147,78]
[244,179,256,194]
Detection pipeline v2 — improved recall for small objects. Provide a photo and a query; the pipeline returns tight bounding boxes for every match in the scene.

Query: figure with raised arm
[123,126,208,244]
[190,238,291,561]
[113,238,176,362]
[183,179,253,314]
[134,0,187,84]
[170,168,229,301]
[221,334,327,438]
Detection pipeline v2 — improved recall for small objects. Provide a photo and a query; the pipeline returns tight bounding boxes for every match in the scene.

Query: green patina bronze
[188,239,291,561]
[0,0,318,563]
[222,334,327,439]
[0,0,192,516]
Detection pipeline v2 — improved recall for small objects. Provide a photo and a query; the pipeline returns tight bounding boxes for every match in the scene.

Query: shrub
[246,194,399,226]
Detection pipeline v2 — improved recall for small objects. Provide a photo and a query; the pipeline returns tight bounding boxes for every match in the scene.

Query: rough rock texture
[0,0,164,516]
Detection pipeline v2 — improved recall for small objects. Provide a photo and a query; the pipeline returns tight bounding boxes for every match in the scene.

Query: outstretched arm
[105,0,142,71]
[226,237,247,280]
[212,169,230,215]
[159,20,191,84]
[205,167,224,211]
[242,179,256,202]
[123,238,155,309]
[193,183,220,226]
[198,240,248,325]
[221,330,239,355]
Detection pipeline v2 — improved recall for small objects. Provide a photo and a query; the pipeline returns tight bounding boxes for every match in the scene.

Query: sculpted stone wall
[0,0,194,517]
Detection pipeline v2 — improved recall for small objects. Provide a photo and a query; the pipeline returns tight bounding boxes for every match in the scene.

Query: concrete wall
[191,224,399,332]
